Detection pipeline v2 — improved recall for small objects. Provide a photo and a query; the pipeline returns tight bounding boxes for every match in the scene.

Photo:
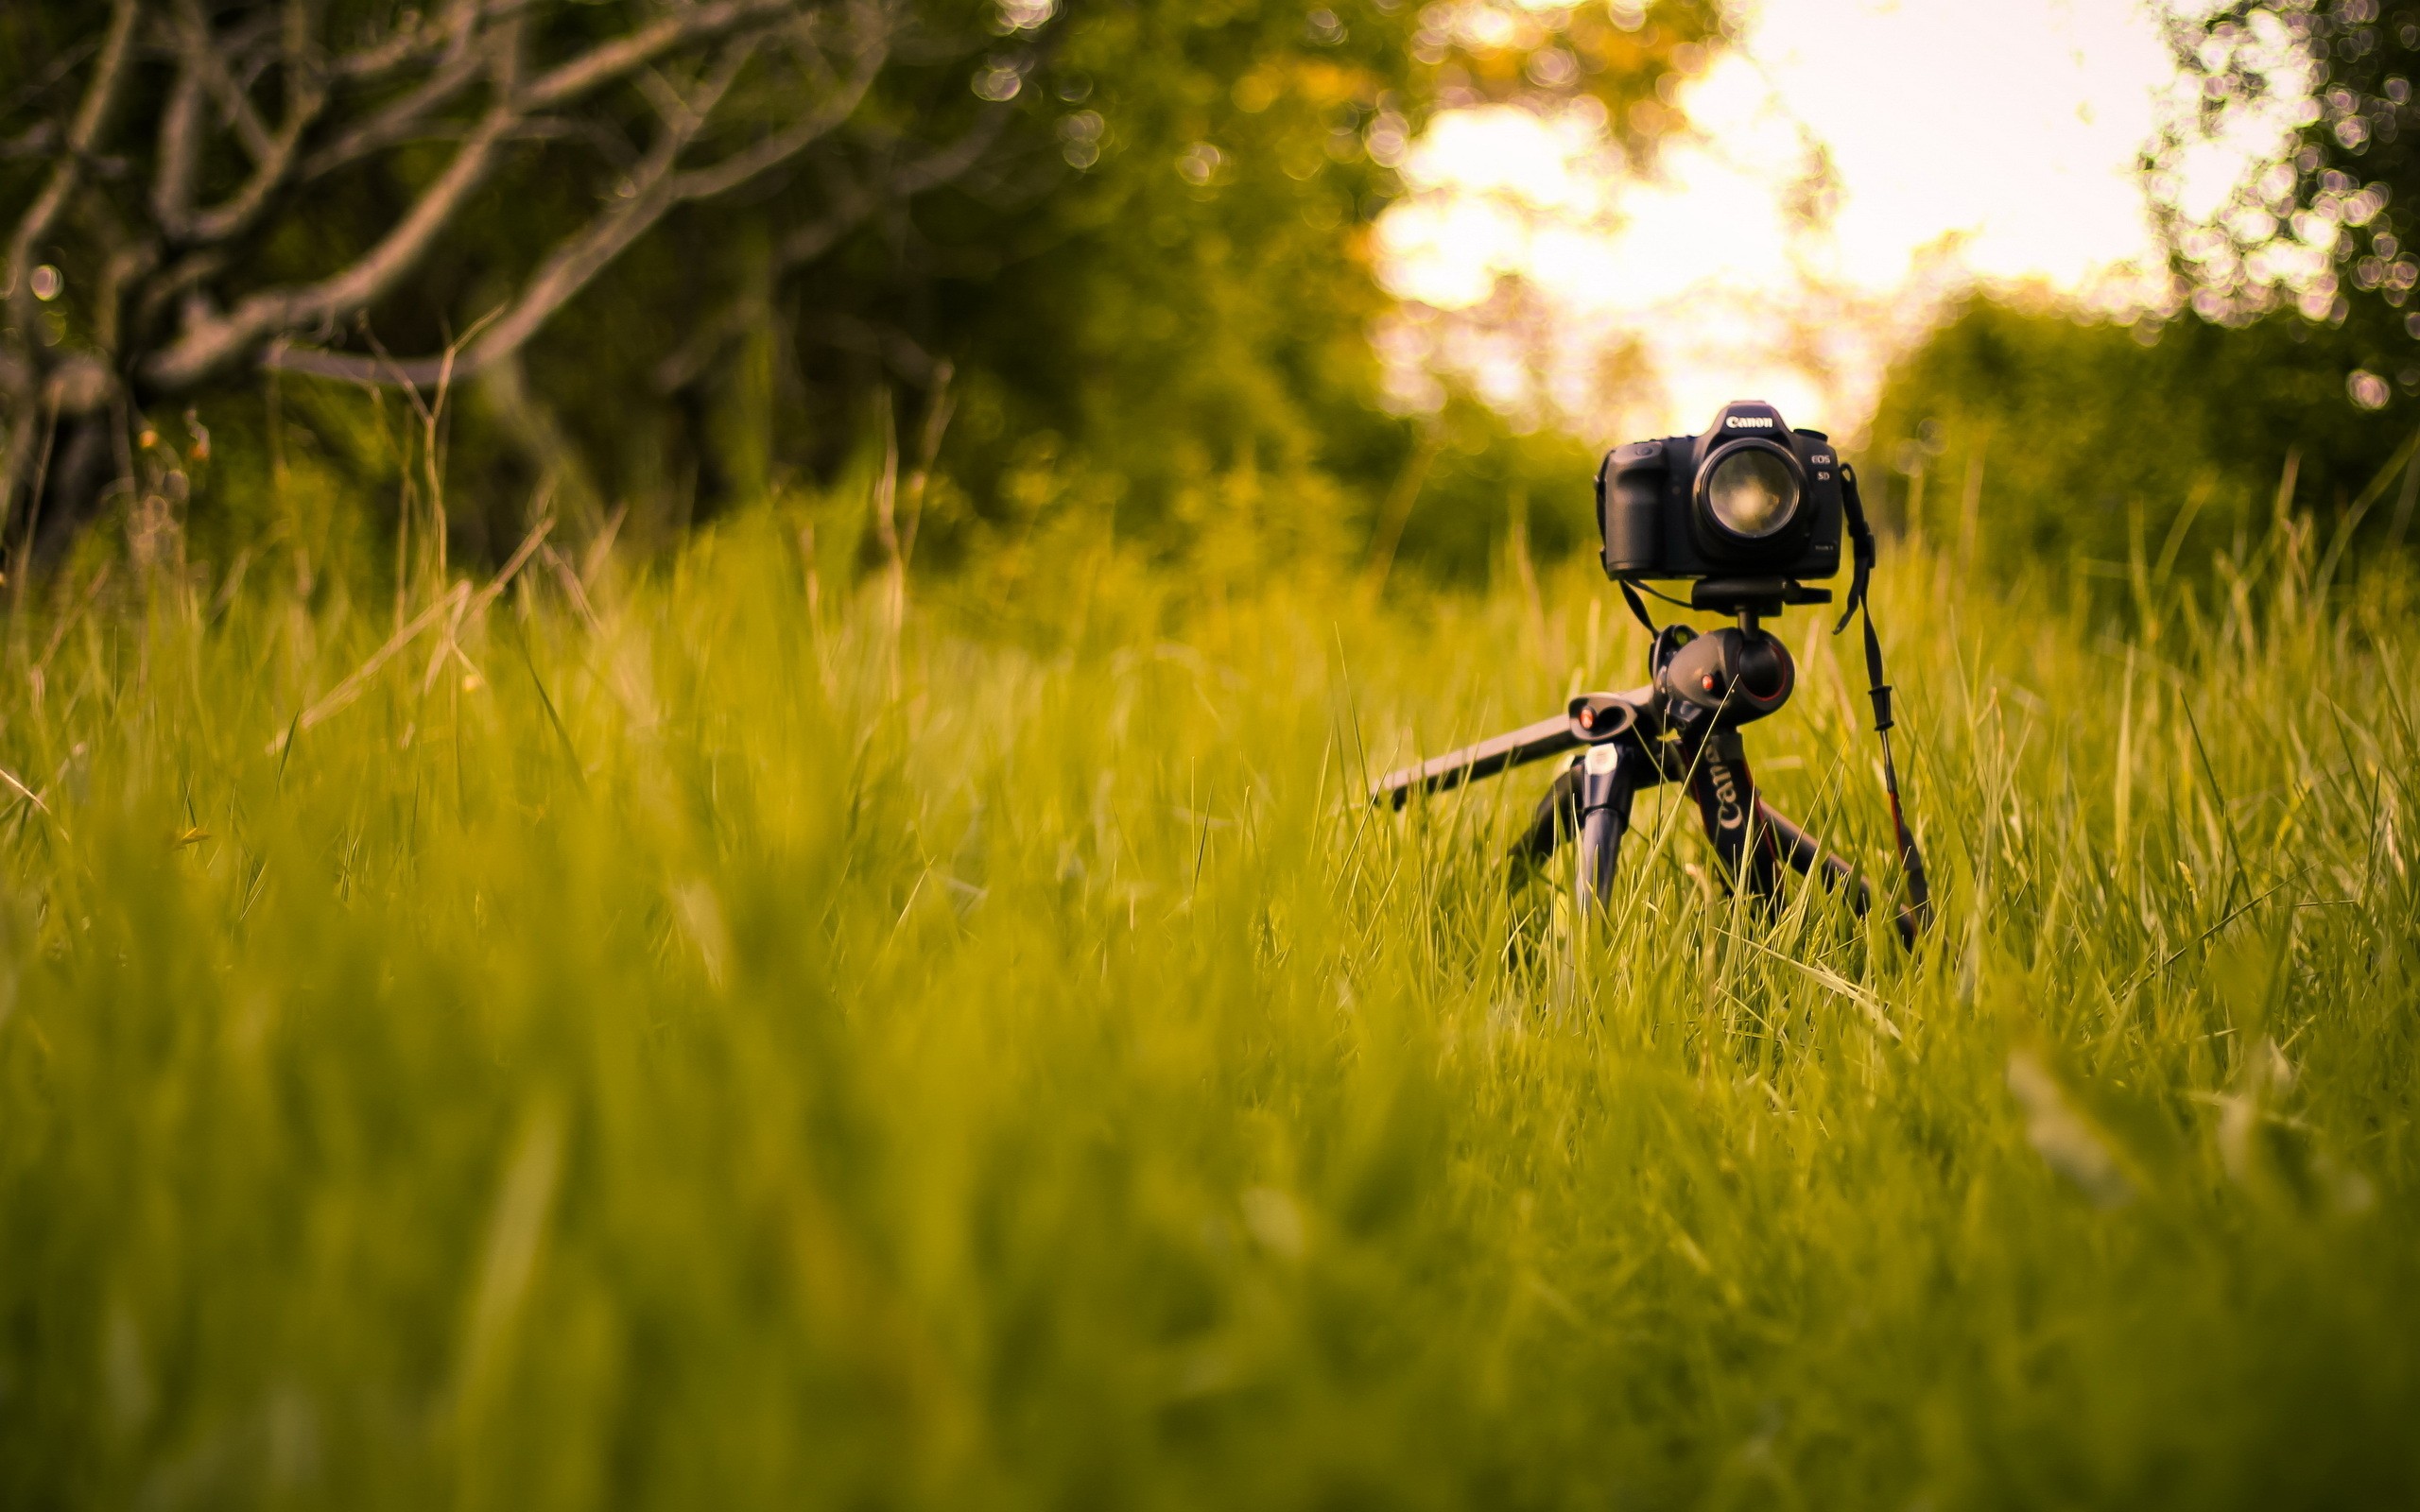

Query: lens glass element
[1703,447,1799,539]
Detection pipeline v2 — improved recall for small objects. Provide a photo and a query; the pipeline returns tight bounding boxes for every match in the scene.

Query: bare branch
[775,188,874,268]
[332,0,480,80]
[264,55,733,391]
[150,0,333,249]
[508,114,641,169]
[144,101,520,390]
[431,38,764,372]
[519,0,802,112]
[0,37,100,133]
[94,234,157,355]
[668,42,884,200]
[769,107,1007,271]
[130,246,228,340]
[182,57,331,246]
[5,0,143,524]
[268,17,889,392]
[815,311,942,383]
[298,33,491,179]
[256,344,390,386]
[8,0,143,310]
[170,0,274,163]
[43,356,115,417]
[632,67,709,137]
[151,63,206,235]
[3,122,60,160]
[298,0,789,184]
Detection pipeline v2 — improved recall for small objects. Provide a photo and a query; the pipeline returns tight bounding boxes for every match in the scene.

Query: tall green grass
[1,499,2415,1508]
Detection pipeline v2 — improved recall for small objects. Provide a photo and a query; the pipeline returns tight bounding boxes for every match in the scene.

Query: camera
[1375,397,1930,949]
[1596,400,1842,594]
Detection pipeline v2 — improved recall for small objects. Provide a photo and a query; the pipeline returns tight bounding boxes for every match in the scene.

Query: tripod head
[1373,584,1930,947]
[1683,576,1833,617]
[1653,621,1793,732]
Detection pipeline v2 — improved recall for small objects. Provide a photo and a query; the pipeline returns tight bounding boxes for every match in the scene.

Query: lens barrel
[1696,440,1803,542]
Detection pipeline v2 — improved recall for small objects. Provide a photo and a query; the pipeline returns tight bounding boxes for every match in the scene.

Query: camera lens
[1703,447,1799,539]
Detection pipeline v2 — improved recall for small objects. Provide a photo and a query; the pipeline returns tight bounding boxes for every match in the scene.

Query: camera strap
[1616,577,1662,637]
[1836,464,1934,946]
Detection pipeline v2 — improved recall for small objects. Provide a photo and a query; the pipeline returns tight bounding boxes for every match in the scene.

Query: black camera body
[1596,400,1843,589]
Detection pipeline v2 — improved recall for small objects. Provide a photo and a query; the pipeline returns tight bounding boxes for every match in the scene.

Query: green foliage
[562,0,1710,572]
[1864,294,2417,582]
[1,0,1726,580]
[2,484,2419,1505]
[1385,398,1604,586]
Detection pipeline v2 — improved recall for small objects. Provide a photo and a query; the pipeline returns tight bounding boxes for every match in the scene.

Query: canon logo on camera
[1722,416,1775,429]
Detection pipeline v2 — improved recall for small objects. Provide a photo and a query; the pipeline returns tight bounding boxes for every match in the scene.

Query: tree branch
[0,36,100,133]
[8,0,143,315]
[770,106,1006,269]
[657,120,986,394]
[775,184,875,268]
[268,14,890,392]
[298,32,492,180]
[300,0,803,186]
[666,37,884,201]
[143,99,520,391]
[182,49,331,246]
[890,102,1011,197]
[443,37,769,370]
[5,0,144,524]
[131,247,228,339]
[518,0,803,112]
[1,123,60,160]
[151,60,206,236]
[170,0,275,163]
[332,0,480,80]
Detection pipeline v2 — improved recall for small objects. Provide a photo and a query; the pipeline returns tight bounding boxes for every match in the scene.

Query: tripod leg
[1757,798,1925,946]
[1510,764,1583,870]
[1685,730,1782,907]
[1574,743,1643,915]
[1754,799,1872,913]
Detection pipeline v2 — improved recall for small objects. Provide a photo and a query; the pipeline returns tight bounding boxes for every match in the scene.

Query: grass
[1,496,2416,1509]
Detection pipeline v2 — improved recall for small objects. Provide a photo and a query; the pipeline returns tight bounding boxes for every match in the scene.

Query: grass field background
[1,496,2415,1508]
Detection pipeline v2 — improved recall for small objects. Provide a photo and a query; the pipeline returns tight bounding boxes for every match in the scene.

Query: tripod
[1374,584,1930,947]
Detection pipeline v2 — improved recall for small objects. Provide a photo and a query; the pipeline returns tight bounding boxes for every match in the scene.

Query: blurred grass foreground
[3,491,2419,1509]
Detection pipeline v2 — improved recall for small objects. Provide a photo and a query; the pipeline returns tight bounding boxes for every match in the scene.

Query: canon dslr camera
[1596,400,1842,602]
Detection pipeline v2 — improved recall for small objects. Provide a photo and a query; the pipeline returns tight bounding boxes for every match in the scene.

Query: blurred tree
[2154,0,2419,328]
[1879,2,2420,585]
[1865,293,2419,583]
[0,0,1728,573]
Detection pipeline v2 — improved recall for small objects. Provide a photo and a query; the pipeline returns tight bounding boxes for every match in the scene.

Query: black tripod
[1374,580,1932,947]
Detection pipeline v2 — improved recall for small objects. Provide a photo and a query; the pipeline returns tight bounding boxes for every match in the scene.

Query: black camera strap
[1616,577,1662,637]
[1836,464,1934,946]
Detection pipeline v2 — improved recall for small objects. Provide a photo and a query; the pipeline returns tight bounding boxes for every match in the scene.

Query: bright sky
[1375,0,2277,440]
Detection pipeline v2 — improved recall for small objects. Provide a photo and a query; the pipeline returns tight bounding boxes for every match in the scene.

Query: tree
[0,0,1728,567]
[2155,0,2420,335]
[1865,293,2413,582]
[0,0,1002,550]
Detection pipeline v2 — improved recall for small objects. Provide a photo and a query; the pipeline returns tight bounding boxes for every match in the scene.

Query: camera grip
[1599,443,1664,576]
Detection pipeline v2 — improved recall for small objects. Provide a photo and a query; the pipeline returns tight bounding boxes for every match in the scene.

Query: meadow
[1,492,2415,1509]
